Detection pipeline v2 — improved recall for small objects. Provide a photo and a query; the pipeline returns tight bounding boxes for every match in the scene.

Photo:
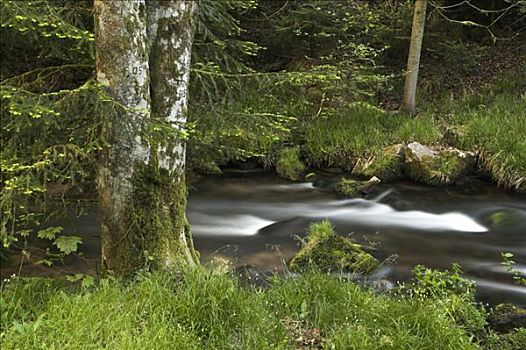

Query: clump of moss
[334,177,380,197]
[487,304,526,334]
[353,144,404,182]
[334,178,362,196]
[289,220,379,273]
[275,146,306,181]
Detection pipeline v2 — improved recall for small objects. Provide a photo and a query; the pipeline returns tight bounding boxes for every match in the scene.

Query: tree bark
[401,0,427,115]
[146,0,199,267]
[95,0,197,277]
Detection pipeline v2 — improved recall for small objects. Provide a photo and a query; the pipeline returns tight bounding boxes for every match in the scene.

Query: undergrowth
[0,265,504,350]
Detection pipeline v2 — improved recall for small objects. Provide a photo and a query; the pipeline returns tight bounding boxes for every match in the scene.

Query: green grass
[304,102,441,170]
[0,265,496,350]
[303,73,525,191]
[275,146,306,181]
[451,94,526,191]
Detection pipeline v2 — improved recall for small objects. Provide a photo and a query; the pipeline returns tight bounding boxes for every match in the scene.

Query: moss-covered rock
[488,304,526,334]
[335,177,381,197]
[352,144,405,182]
[289,220,379,273]
[403,142,476,186]
[276,146,306,181]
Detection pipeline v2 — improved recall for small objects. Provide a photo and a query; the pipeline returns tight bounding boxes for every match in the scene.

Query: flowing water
[189,173,526,305]
[2,173,525,305]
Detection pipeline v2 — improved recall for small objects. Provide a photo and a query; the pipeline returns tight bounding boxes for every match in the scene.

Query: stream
[2,172,525,305]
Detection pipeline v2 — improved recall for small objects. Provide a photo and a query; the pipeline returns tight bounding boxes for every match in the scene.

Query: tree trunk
[94,0,197,278]
[401,0,427,115]
[146,0,199,267]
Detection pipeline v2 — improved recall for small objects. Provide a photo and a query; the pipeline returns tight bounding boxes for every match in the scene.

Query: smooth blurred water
[3,173,525,305]
[189,173,526,305]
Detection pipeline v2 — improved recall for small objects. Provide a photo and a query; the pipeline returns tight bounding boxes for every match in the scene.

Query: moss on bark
[101,163,197,278]
[96,1,198,278]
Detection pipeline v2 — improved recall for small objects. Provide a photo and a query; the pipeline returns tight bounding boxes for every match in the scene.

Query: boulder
[289,220,379,273]
[335,176,381,197]
[403,142,476,186]
[352,144,405,182]
[276,146,306,181]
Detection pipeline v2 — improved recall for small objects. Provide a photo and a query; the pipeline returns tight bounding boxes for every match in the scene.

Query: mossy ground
[275,146,306,181]
[352,144,404,182]
[3,265,519,350]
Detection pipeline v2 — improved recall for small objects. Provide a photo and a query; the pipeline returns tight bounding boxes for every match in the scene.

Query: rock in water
[289,220,379,273]
[334,176,381,197]
[403,142,476,186]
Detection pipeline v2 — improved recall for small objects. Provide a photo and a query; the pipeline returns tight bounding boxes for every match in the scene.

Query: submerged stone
[403,142,476,186]
[352,144,404,182]
[276,146,306,181]
[289,220,379,274]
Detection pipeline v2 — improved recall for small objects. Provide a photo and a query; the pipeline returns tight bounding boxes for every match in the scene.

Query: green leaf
[53,235,82,255]
[503,252,514,258]
[66,273,95,288]
[37,226,63,240]
[81,275,95,288]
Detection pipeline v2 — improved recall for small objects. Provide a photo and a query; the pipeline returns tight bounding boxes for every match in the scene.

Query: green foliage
[306,220,334,242]
[52,235,82,255]
[1,267,493,349]
[398,264,488,337]
[453,94,526,192]
[0,277,66,334]
[0,0,101,259]
[394,117,442,144]
[501,252,526,287]
[404,264,476,300]
[483,328,526,350]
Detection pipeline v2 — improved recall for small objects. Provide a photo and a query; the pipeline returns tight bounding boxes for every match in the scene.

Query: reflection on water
[2,173,525,305]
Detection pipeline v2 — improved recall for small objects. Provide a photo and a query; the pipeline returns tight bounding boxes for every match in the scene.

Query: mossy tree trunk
[94,0,197,278]
[402,0,427,115]
[146,0,199,266]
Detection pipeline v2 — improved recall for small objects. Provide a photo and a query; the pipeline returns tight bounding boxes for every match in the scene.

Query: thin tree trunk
[95,0,197,277]
[402,0,427,115]
[147,0,199,267]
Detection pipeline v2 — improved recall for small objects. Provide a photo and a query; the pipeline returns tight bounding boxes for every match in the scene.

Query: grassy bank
[303,91,525,191]
[1,266,524,349]
[189,64,525,192]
